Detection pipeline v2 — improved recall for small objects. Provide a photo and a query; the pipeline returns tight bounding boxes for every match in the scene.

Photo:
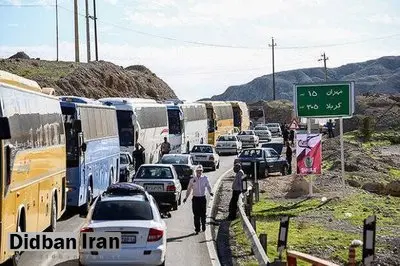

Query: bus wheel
[12,225,22,266]
[49,196,57,232]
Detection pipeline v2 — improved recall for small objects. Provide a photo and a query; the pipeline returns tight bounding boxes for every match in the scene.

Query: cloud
[104,0,118,5]
[368,14,400,25]
[8,0,21,6]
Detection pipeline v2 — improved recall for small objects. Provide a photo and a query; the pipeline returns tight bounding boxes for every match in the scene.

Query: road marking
[41,219,86,266]
[205,167,233,266]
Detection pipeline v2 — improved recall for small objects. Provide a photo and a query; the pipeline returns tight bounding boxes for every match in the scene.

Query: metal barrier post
[259,233,267,253]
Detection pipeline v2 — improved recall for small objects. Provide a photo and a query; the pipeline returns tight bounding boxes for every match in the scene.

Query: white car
[190,144,220,171]
[254,126,272,142]
[265,123,282,137]
[216,134,242,155]
[79,183,167,266]
[134,164,182,211]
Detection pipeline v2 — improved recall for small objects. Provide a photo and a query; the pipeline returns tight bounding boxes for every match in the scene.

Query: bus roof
[99,97,166,111]
[59,96,100,104]
[0,70,42,92]
[60,100,116,110]
[197,100,231,107]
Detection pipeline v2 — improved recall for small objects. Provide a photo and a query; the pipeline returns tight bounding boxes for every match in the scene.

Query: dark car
[159,154,196,189]
[234,148,289,178]
[119,152,135,182]
[261,142,284,155]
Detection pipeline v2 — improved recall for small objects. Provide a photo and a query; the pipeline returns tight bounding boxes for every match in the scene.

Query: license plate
[121,235,136,243]
[144,185,164,192]
[242,162,251,166]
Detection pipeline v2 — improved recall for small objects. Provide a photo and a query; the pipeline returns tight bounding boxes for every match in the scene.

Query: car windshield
[137,167,173,179]
[191,146,213,153]
[239,149,262,158]
[239,131,253,135]
[92,200,153,220]
[160,156,188,164]
[255,127,269,131]
[218,135,236,141]
[120,154,129,164]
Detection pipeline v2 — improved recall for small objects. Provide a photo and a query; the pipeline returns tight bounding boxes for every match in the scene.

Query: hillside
[208,56,400,102]
[0,54,177,100]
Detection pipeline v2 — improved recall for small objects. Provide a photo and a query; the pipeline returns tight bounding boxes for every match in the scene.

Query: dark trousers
[192,196,207,232]
[228,190,241,219]
[328,130,334,138]
[287,157,292,174]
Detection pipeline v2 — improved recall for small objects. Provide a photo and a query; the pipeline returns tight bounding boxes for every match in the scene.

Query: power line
[318,52,329,81]
[4,4,400,50]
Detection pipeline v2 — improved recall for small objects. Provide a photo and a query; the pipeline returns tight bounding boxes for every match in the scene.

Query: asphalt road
[13,154,237,266]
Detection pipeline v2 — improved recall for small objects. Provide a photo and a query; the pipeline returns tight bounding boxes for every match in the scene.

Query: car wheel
[264,167,269,178]
[281,165,288,176]
[211,163,216,171]
[158,260,165,266]
[178,194,182,206]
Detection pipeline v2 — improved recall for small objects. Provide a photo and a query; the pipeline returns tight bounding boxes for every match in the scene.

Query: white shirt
[185,175,212,198]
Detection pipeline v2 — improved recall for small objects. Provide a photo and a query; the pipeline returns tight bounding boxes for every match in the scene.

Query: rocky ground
[1,52,177,100]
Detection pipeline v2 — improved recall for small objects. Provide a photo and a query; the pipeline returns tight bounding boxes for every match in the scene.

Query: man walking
[183,165,213,234]
[132,142,145,172]
[327,119,334,138]
[160,137,171,157]
[285,141,292,174]
[228,163,245,220]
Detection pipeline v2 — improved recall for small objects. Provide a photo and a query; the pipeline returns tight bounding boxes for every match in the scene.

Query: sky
[1,0,400,101]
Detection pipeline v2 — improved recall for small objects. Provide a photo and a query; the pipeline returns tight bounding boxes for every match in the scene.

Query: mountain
[0,53,177,100]
[208,56,400,102]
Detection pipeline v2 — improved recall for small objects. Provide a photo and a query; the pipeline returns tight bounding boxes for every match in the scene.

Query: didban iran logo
[8,232,121,251]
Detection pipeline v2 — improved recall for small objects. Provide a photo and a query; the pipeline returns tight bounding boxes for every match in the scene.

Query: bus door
[74,120,87,203]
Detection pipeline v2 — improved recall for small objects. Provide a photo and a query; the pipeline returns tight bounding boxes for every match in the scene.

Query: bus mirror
[74,120,82,132]
[5,144,13,185]
[78,133,86,152]
[81,143,87,152]
[0,117,11,140]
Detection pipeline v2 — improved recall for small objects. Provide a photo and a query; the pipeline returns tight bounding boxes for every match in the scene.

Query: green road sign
[294,82,355,118]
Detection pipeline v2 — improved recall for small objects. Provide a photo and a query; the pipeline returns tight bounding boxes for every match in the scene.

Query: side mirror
[0,117,11,140]
[78,132,86,152]
[81,143,87,152]
[74,120,82,132]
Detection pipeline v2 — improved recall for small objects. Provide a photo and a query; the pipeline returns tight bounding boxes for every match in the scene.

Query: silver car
[133,164,182,211]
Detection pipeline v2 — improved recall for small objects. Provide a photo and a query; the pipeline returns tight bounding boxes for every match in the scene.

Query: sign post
[362,215,376,266]
[294,82,355,188]
[277,216,290,260]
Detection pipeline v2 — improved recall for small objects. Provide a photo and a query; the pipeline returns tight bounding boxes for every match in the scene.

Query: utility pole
[85,0,91,62]
[93,0,99,61]
[269,37,277,100]
[55,0,59,61]
[74,0,80,62]
[318,52,329,81]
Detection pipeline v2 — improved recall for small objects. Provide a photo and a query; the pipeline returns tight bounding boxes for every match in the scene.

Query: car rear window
[239,149,262,158]
[161,156,188,164]
[218,136,236,141]
[137,167,173,179]
[92,200,153,220]
[191,146,212,153]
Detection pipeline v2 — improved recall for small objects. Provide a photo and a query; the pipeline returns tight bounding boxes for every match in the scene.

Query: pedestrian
[285,141,292,174]
[283,125,289,144]
[228,163,245,220]
[132,142,145,172]
[327,119,334,138]
[160,137,171,157]
[183,165,214,234]
[289,129,295,146]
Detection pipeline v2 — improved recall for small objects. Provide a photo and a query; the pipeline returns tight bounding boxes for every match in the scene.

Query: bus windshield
[116,110,134,146]
[62,106,79,167]
[167,109,181,135]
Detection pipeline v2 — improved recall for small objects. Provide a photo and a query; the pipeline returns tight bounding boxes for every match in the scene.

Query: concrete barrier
[238,188,270,266]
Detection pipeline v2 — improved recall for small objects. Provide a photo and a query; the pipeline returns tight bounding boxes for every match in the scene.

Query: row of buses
[0,71,249,265]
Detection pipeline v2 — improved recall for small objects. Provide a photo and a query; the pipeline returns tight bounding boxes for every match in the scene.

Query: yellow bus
[0,71,67,264]
[198,101,234,145]
[228,101,250,132]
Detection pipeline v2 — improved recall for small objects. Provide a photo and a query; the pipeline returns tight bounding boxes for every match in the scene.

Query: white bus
[179,103,208,153]
[98,98,169,164]
[165,103,184,154]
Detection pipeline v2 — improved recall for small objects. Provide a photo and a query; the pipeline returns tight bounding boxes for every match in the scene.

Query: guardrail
[238,185,270,265]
